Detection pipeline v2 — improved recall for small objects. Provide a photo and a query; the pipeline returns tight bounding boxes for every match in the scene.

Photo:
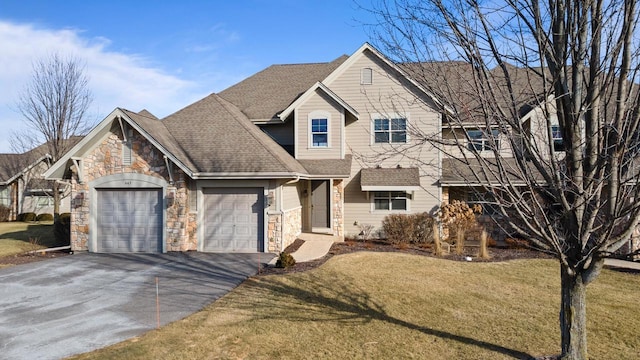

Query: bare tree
[13,53,92,217]
[366,0,640,358]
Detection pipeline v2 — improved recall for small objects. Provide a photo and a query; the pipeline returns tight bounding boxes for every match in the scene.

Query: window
[361,68,373,85]
[0,186,9,206]
[373,191,408,211]
[311,118,328,147]
[551,125,564,151]
[467,191,500,215]
[374,118,407,143]
[467,129,499,151]
[36,196,53,207]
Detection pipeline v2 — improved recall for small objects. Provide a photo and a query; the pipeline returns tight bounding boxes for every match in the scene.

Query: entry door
[311,180,330,228]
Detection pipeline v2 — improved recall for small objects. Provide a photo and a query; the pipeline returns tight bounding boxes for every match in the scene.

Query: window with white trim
[551,125,564,151]
[36,196,53,207]
[311,118,328,147]
[361,68,373,85]
[0,186,9,206]
[467,129,499,151]
[373,191,408,211]
[374,118,407,144]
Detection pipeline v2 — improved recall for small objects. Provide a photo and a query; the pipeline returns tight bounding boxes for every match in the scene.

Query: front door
[311,180,330,229]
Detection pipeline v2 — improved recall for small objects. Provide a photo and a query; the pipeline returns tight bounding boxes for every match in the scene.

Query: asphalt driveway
[0,252,274,360]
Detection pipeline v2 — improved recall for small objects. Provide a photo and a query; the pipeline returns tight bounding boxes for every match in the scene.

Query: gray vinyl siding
[296,90,343,160]
[282,182,302,210]
[324,49,442,236]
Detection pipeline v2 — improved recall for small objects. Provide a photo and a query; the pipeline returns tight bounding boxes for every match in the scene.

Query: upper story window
[373,191,408,211]
[361,68,373,85]
[311,118,329,147]
[374,118,407,144]
[467,129,499,151]
[551,125,564,151]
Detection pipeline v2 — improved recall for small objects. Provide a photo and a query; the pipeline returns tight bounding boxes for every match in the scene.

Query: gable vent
[122,128,133,166]
[361,68,373,85]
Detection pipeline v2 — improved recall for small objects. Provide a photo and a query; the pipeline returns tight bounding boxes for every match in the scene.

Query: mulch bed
[0,250,71,267]
[257,239,555,276]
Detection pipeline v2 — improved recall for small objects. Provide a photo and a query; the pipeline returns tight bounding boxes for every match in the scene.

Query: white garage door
[96,189,162,253]
[203,187,263,252]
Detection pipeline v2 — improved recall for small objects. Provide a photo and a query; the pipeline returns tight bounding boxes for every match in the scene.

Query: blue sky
[0,0,376,152]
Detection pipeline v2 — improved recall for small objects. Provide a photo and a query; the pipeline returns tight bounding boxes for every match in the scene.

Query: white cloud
[0,21,208,152]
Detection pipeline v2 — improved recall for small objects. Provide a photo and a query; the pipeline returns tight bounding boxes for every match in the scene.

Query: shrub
[505,237,529,249]
[36,213,54,221]
[381,213,435,244]
[19,212,37,222]
[275,252,296,268]
[0,205,10,222]
[412,212,435,243]
[54,213,71,246]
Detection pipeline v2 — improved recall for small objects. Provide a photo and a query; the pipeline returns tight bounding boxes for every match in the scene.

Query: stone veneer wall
[282,207,302,249]
[267,214,281,253]
[332,180,344,240]
[70,126,194,251]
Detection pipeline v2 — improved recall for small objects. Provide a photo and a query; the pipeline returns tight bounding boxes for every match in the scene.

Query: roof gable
[322,43,449,113]
[44,108,194,180]
[278,82,359,121]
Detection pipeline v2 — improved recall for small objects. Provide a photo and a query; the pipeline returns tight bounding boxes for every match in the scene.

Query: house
[43,43,453,253]
[0,143,75,220]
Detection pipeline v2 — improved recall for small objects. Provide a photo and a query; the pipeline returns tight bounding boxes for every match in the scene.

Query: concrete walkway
[604,258,640,271]
[290,233,337,262]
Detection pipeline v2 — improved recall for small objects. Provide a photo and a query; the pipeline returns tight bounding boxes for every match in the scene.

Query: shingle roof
[402,61,548,124]
[298,155,352,177]
[360,167,421,190]
[219,56,348,120]
[161,93,308,175]
[441,157,544,185]
[0,137,83,184]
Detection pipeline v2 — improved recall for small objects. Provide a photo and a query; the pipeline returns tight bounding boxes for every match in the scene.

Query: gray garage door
[97,189,162,253]
[203,187,263,252]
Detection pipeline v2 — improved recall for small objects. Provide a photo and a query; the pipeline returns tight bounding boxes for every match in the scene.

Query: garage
[202,187,264,252]
[96,189,163,253]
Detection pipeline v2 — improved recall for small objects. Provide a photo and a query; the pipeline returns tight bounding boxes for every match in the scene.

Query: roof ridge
[213,95,306,174]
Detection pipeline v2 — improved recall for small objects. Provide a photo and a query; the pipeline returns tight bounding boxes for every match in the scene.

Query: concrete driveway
[0,252,274,360]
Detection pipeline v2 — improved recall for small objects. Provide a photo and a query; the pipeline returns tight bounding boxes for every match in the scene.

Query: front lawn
[70,252,640,359]
[0,221,58,258]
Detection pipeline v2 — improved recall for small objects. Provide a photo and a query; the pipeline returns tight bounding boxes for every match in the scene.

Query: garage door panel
[203,188,263,253]
[97,189,162,253]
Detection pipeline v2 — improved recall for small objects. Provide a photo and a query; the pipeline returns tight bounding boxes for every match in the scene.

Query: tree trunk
[560,266,588,360]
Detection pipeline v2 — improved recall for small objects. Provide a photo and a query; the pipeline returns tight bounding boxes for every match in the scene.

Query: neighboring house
[43,42,559,254]
[0,143,75,220]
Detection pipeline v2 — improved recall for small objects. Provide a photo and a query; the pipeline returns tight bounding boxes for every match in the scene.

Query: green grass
[69,252,640,360]
[0,221,58,257]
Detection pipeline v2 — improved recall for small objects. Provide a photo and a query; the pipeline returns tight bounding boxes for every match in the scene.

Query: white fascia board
[361,185,421,191]
[191,172,304,180]
[278,82,359,121]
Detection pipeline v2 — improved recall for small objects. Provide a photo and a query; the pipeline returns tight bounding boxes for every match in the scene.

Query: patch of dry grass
[70,252,640,360]
[0,221,56,257]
